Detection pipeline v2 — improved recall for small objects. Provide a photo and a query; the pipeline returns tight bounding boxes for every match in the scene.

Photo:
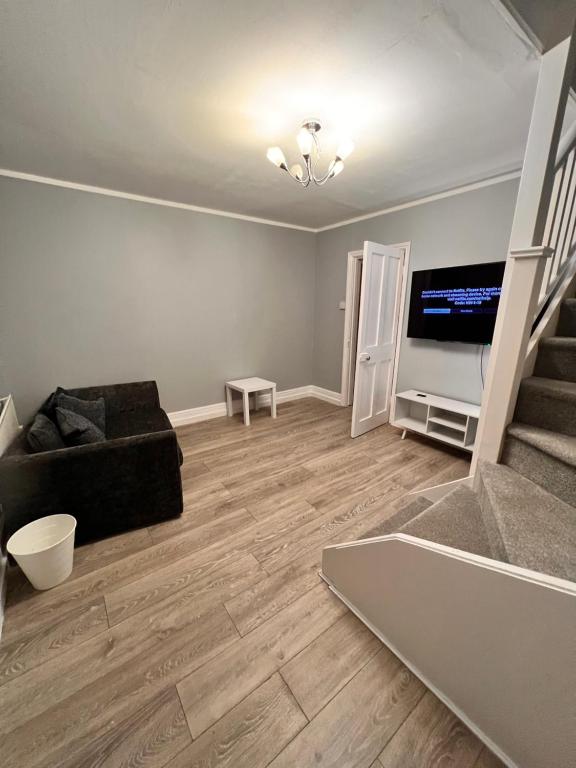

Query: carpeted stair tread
[557,298,576,337]
[359,495,432,540]
[502,423,576,507]
[534,336,576,382]
[506,422,576,467]
[398,486,493,558]
[478,462,576,582]
[515,376,576,436]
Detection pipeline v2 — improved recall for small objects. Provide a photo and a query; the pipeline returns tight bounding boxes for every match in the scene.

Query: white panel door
[351,242,404,438]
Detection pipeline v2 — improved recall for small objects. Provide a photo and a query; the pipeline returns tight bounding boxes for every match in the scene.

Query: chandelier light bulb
[266,121,352,187]
[290,163,304,180]
[266,146,287,168]
[336,139,355,161]
[297,128,314,157]
[330,159,345,178]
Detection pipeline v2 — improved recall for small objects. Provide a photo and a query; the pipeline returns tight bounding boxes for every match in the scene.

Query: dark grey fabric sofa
[0,381,183,546]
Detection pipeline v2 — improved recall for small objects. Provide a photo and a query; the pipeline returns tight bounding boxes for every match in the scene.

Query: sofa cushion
[27,414,66,453]
[38,386,66,420]
[56,407,106,446]
[56,392,106,433]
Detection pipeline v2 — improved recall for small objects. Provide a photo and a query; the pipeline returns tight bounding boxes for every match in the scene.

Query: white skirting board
[168,385,342,427]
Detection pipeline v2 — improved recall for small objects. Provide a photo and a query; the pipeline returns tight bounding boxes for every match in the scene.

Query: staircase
[388,294,576,585]
[321,32,576,768]
[322,296,576,768]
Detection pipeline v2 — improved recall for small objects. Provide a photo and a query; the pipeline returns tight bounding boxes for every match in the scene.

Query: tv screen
[407,261,505,344]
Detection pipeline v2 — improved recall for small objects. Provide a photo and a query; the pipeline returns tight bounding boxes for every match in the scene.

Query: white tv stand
[393,390,480,453]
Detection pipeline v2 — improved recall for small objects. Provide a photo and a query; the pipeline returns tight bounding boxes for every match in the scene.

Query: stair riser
[534,346,576,383]
[501,436,576,508]
[557,301,576,337]
[515,387,576,436]
[360,496,432,540]
[398,486,492,558]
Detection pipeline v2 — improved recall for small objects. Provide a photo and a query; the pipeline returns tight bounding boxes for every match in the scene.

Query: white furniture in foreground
[7,514,77,590]
[0,395,20,457]
[393,390,481,452]
[225,377,277,426]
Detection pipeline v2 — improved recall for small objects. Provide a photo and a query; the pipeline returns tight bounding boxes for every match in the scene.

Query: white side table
[225,377,277,426]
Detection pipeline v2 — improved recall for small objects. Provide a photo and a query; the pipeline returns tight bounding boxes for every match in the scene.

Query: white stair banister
[472,33,576,470]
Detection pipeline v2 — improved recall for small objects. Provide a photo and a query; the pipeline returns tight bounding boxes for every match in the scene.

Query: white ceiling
[0,0,543,228]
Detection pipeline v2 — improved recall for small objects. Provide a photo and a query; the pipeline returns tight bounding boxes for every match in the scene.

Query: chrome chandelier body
[267,120,354,187]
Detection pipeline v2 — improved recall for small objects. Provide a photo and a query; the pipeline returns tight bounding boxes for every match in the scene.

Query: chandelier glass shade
[267,120,354,187]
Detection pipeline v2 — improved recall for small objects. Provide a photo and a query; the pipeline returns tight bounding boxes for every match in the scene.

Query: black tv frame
[407,261,506,345]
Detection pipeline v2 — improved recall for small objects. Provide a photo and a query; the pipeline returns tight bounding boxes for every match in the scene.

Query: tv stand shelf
[393,390,480,453]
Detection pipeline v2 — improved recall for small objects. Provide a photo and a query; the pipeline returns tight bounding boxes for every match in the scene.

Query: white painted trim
[322,574,519,768]
[308,385,342,405]
[389,242,412,424]
[340,251,364,406]
[169,401,228,426]
[0,167,522,234]
[0,395,20,457]
[256,385,340,406]
[323,532,576,620]
[168,385,341,427]
[0,169,316,233]
[509,245,553,259]
[315,171,522,232]
[341,242,411,414]
[321,533,576,767]
[255,386,310,407]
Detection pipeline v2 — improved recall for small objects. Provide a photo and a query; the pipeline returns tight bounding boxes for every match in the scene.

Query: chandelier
[266,120,354,187]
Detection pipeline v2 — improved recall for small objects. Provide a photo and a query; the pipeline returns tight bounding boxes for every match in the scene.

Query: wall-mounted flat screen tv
[407,261,506,344]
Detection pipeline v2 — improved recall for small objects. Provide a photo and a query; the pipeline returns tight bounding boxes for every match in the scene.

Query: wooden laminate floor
[1,399,505,768]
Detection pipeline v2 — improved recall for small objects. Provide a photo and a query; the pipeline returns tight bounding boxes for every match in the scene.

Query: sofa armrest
[66,381,161,414]
[0,429,182,544]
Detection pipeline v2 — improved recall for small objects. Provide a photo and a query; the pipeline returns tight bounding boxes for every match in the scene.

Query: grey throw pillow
[27,413,66,453]
[56,407,106,446]
[56,392,106,433]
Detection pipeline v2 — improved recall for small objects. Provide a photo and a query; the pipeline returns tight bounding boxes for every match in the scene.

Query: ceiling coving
[267,120,354,187]
[0,0,548,228]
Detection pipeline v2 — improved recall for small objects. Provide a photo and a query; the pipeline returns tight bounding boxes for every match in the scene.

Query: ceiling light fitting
[267,120,354,187]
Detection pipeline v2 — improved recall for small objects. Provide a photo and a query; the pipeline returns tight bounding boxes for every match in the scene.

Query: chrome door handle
[359,354,371,362]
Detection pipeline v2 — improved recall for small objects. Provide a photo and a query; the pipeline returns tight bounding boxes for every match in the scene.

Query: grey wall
[1,175,519,425]
[314,178,519,406]
[0,177,316,423]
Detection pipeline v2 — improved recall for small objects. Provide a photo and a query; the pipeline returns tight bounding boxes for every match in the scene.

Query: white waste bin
[7,514,77,590]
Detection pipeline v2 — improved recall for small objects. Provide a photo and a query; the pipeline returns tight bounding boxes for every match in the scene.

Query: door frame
[340,241,412,411]
[340,250,364,406]
[388,241,411,424]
